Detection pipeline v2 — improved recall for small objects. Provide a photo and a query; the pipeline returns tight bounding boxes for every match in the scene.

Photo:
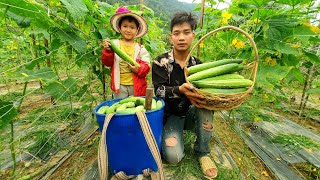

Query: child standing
[101,7,151,98]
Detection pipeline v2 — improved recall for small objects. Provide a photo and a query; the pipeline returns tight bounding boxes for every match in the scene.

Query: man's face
[170,22,195,52]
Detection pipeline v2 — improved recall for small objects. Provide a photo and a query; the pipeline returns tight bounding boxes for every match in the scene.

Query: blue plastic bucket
[93,97,164,176]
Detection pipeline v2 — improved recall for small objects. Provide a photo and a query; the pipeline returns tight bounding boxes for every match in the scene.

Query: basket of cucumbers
[184,26,258,110]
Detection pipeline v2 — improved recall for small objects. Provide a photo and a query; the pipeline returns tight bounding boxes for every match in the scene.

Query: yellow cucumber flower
[235,40,245,49]
[219,19,228,24]
[232,39,238,45]
[303,22,312,27]
[291,43,301,49]
[199,42,204,48]
[222,12,232,20]
[265,56,272,63]
[261,171,269,176]
[253,18,261,23]
[231,38,245,49]
[270,58,277,66]
[21,73,29,77]
[310,26,320,34]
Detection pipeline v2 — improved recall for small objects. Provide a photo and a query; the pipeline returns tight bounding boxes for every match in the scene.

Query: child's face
[119,19,138,41]
[170,22,195,52]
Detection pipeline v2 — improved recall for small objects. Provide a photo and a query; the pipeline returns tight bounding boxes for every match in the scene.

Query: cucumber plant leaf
[307,88,320,94]
[0,100,18,130]
[282,54,300,67]
[277,0,313,6]
[303,50,320,64]
[289,67,304,83]
[43,78,79,101]
[60,0,88,21]
[9,68,56,83]
[1,0,52,29]
[265,15,297,48]
[257,64,291,90]
[55,29,87,53]
[274,42,299,55]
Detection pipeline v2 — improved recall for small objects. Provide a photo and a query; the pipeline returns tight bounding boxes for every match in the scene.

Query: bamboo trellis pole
[197,0,205,57]
[140,0,144,11]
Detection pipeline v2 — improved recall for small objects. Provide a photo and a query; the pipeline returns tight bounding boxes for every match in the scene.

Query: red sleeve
[101,48,114,67]
[134,59,150,78]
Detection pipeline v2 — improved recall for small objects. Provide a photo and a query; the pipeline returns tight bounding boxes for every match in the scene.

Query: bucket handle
[98,112,165,180]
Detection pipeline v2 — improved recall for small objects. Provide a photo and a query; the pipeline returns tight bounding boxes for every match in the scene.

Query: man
[152,12,218,179]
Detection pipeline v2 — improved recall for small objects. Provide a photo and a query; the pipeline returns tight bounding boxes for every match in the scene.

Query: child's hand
[102,39,111,51]
[127,63,139,73]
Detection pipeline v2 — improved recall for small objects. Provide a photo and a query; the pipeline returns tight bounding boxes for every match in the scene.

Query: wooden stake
[145,87,153,110]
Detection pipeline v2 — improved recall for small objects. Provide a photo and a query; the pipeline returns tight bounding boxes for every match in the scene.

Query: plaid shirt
[152,50,201,118]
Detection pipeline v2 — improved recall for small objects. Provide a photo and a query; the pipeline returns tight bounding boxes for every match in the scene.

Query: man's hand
[102,39,111,51]
[179,83,206,108]
[128,63,139,73]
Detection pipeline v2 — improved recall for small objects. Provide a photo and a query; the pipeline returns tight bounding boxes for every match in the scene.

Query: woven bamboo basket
[184,26,259,110]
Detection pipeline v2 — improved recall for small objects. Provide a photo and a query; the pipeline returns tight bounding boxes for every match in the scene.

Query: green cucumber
[151,99,157,110]
[116,107,136,114]
[106,102,120,114]
[230,64,244,73]
[97,105,109,114]
[109,40,140,67]
[116,104,127,113]
[187,59,243,75]
[135,105,146,112]
[126,101,135,108]
[193,79,253,89]
[187,63,240,82]
[119,96,140,104]
[199,73,244,81]
[156,100,163,110]
[201,88,248,94]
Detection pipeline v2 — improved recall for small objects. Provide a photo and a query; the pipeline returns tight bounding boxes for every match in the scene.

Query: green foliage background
[0,0,319,179]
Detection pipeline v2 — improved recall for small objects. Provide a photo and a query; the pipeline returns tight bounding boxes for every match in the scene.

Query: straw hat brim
[110,12,148,38]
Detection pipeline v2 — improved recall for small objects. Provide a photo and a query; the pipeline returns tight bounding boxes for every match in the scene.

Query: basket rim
[184,25,259,96]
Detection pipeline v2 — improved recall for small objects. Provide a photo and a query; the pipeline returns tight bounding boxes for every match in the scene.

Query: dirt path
[0,81,41,95]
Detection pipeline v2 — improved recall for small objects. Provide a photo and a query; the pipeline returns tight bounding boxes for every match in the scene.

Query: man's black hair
[119,16,139,29]
[170,11,198,32]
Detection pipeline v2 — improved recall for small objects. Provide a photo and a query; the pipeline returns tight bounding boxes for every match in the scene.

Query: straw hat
[110,7,148,38]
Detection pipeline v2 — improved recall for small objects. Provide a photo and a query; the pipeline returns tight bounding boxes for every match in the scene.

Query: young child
[101,7,151,98]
